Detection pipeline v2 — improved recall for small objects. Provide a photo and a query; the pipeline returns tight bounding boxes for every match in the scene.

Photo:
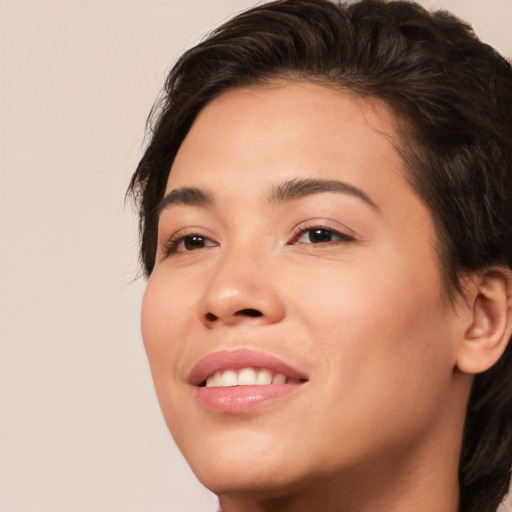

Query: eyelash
[161,224,355,258]
[289,224,355,246]
[162,230,216,257]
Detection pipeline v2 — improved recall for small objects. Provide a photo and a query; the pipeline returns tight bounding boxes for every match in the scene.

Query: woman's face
[141,83,467,498]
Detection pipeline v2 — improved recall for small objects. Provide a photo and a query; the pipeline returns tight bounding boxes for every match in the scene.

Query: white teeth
[272,373,286,385]
[204,368,298,387]
[221,370,238,387]
[238,368,257,385]
[205,372,222,387]
[256,369,272,385]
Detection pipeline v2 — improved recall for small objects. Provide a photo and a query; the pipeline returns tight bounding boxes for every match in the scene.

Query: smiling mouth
[202,367,305,387]
[190,349,309,412]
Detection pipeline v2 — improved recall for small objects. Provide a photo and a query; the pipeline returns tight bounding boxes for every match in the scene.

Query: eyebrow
[269,178,379,211]
[156,187,213,215]
[157,177,379,216]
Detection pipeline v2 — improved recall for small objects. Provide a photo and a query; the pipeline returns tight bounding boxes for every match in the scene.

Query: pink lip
[188,348,307,385]
[196,384,303,413]
[189,349,308,413]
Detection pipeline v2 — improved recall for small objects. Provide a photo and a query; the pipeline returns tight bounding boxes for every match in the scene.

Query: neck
[219,464,460,512]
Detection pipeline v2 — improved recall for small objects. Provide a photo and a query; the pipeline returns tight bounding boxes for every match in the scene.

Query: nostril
[236,308,263,318]
[203,308,264,323]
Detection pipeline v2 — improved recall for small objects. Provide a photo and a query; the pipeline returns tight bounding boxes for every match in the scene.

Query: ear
[456,266,512,374]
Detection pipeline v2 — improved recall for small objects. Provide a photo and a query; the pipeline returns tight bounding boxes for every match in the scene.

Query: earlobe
[456,267,512,375]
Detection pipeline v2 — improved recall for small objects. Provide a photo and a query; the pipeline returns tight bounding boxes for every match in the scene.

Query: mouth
[202,368,304,387]
[189,349,308,413]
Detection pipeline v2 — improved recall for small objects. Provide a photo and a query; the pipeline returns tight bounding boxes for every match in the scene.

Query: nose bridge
[198,239,284,326]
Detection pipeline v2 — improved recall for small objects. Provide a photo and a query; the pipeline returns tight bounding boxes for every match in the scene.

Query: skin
[141,82,480,512]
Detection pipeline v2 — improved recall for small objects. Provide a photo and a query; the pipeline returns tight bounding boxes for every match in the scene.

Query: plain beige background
[0,1,510,511]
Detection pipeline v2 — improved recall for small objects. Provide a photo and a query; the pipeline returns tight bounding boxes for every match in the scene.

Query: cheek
[303,271,455,456]
[287,254,455,401]
[140,271,203,443]
[141,271,197,379]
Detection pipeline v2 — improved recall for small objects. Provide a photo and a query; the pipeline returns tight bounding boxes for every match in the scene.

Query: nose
[198,247,286,328]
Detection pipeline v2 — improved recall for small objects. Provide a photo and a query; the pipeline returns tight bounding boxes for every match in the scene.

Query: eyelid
[289,221,356,245]
[159,228,218,258]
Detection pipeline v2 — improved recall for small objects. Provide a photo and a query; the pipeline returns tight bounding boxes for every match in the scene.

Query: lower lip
[196,383,303,413]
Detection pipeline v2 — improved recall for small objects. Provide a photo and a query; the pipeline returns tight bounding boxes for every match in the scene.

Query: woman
[128,1,512,511]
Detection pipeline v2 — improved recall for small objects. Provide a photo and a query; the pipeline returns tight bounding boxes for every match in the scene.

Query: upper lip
[188,348,308,386]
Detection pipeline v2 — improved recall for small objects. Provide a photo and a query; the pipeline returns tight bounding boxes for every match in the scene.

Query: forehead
[165,82,412,208]
[166,82,415,205]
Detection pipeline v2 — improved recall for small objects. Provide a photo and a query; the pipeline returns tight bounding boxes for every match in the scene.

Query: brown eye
[307,229,334,243]
[293,227,354,245]
[182,236,209,251]
[163,234,217,256]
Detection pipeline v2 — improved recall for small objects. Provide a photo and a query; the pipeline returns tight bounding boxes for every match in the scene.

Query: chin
[195,461,309,500]
[199,466,287,496]
[178,428,303,495]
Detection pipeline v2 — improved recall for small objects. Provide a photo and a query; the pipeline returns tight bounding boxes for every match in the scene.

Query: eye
[163,234,217,256]
[291,226,354,245]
